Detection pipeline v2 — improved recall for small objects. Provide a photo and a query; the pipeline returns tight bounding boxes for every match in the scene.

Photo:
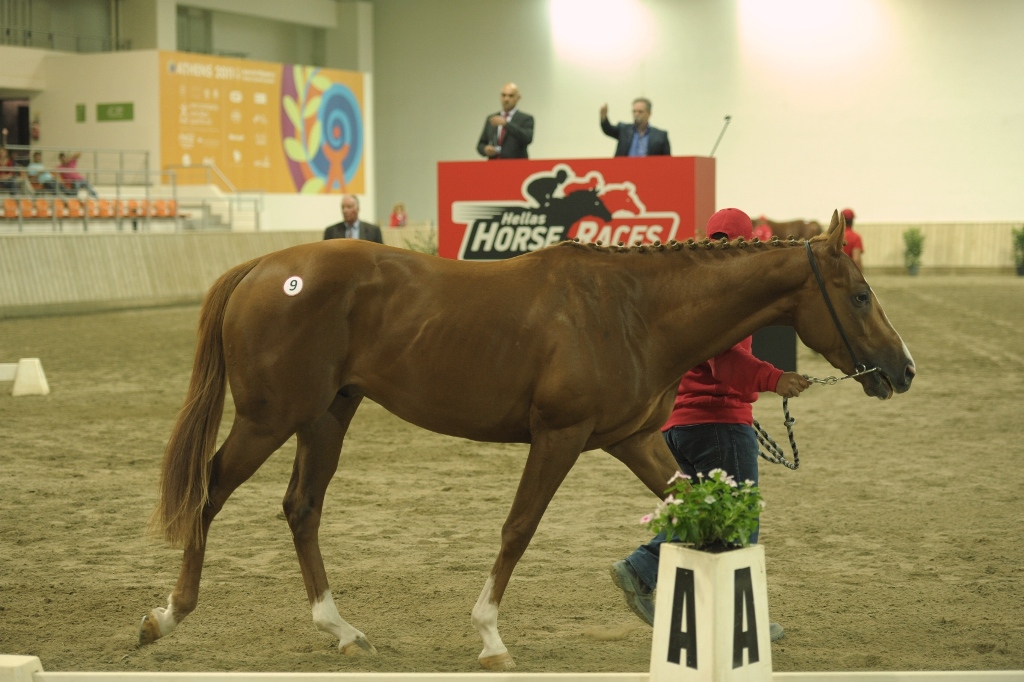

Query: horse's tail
[151,256,263,549]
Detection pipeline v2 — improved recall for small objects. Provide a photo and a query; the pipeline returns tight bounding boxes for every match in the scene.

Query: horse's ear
[825,209,845,256]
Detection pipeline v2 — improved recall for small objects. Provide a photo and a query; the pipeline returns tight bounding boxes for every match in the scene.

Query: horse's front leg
[472,424,589,670]
[285,396,376,656]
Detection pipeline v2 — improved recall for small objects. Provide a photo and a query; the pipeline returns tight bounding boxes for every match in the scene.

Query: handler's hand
[483,144,499,158]
[775,372,811,398]
[600,103,608,119]
[488,115,506,127]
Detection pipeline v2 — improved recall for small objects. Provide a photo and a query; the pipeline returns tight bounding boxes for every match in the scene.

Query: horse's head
[794,211,915,399]
[567,189,612,222]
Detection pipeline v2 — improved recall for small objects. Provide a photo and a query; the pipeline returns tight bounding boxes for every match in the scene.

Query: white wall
[0,45,52,93]
[372,0,1024,225]
[31,50,160,158]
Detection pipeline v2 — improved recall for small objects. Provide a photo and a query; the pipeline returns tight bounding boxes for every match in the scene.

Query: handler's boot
[612,559,786,641]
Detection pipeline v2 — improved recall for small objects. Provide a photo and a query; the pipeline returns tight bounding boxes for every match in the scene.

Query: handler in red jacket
[610,208,811,641]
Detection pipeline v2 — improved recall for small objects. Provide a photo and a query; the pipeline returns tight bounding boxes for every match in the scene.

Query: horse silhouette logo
[453,163,679,260]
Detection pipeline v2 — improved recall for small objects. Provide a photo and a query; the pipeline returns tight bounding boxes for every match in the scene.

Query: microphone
[710,115,732,158]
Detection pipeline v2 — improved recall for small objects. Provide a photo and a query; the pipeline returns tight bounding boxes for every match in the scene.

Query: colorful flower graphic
[280,65,363,194]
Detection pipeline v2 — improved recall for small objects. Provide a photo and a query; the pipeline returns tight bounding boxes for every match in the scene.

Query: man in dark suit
[323,194,383,242]
[600,98,671,157]
[477,82,534,160]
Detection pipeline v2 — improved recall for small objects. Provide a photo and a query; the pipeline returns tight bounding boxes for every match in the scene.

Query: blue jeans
[625,423,760,590]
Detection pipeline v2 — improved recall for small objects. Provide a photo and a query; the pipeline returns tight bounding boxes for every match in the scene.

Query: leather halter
[805,240,869,374]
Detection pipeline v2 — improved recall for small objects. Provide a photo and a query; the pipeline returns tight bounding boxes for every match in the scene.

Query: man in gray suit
[323,194,383,242]
[600,98,671,157]
[477,82,535,160]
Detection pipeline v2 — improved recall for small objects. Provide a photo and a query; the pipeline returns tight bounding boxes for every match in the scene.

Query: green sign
[75,104,86,123]
[96,102,134,122]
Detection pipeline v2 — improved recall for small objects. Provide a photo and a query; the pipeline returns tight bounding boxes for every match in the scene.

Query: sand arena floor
[1,275,1022,673]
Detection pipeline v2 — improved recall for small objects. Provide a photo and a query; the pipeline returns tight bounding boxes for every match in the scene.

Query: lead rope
[753,366,881,470]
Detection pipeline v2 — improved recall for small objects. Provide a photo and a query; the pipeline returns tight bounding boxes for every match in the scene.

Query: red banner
[438,157,715,260]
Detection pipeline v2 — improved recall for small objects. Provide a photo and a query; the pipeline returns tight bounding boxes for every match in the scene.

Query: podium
[437,156,715,260]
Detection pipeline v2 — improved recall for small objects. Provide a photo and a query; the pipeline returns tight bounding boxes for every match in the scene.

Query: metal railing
[163,164,237,194]
[2,145,150,187]
[0,26,128,52]
[1,165,262,233]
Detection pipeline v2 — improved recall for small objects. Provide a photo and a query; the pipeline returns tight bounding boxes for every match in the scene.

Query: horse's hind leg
[139,417,291,644]
[472,425,588,671]
[283,394,375,656]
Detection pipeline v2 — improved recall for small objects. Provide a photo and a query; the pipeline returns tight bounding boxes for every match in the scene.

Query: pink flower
[668,471,691,484]
[640,514,653,524]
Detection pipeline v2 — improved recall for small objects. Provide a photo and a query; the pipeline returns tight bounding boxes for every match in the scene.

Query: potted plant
[903,227,924,276]
[642,470,773,682]
[1012,226,1024,276]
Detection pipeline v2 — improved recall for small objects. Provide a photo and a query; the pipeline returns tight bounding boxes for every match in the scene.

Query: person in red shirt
[610,207,810,641]
[753,215,773,242]
[841,208,864,271]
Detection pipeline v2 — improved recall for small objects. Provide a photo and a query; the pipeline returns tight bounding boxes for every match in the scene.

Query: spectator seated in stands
[1,148,24,194]
[56,151,98,198]
[26,151,60,194]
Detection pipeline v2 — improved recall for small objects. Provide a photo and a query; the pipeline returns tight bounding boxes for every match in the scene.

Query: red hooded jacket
[662,207,783,429]
[662,338,783,429]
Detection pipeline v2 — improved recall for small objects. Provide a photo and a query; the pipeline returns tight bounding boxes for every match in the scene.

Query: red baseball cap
[706,208,753,240]
[841,208,855,222]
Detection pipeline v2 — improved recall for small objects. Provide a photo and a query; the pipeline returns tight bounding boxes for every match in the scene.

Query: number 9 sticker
[283,276,304,296]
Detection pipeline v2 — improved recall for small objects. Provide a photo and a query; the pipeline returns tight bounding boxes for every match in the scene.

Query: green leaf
[301,176,325,194]
[293,66,306,98]
[283,137,307,163]
[303,96,322,119]
[311,73,332,92]
[283,96,302,130]
[306,120,322,160]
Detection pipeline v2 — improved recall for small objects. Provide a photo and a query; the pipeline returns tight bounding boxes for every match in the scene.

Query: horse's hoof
[479,652,515,671]
[339,636,377,656]
[138,613,162,645]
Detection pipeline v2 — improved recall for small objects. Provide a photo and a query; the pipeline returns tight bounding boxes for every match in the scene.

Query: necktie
[499,113,509,145]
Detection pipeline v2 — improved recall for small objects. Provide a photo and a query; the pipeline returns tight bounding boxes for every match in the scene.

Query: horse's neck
[644,245,809,379]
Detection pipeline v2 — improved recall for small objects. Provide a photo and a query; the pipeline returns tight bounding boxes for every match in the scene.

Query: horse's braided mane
[554,235,810,256]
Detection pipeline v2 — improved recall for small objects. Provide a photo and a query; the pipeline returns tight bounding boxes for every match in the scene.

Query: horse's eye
[854,292,871,306]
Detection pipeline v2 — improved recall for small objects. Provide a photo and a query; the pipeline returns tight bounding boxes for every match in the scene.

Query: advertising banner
[159,51,365,194]
[437,156,715,260]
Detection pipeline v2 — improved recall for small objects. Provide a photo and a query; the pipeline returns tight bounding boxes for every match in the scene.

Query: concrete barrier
[0,232,320,319]
[0,358,50,395]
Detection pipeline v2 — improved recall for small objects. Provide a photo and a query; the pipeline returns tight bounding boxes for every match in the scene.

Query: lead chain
[753,367,880,470]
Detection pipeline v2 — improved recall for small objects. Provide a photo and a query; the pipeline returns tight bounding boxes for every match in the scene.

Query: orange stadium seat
[19,199,35,219]
[35,199,53,219]
[3,198,17,219]
[167,199,178,217]
[53,199,68,218]
[97,200,114,218]
[66,199,83,218]
[86,200,100,218]
[152,200,168,217]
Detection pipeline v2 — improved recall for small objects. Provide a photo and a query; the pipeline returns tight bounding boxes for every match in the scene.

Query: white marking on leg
[312,590,370,650]
[471,575,507,659]
[151,595,179,636]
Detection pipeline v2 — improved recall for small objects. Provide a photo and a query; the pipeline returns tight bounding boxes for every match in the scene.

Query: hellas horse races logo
[453,163,681,260]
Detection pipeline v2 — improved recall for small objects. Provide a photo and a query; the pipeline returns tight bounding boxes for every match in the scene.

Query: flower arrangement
[642,469,764,551]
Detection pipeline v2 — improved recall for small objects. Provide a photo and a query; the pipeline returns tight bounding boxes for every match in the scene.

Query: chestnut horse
[141,211,914,669]
[763,217,823,241]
